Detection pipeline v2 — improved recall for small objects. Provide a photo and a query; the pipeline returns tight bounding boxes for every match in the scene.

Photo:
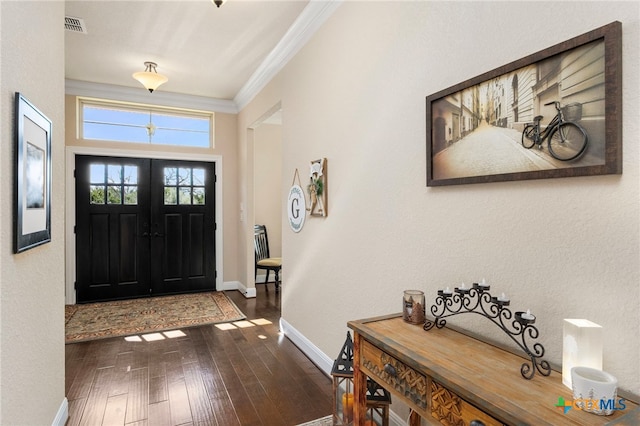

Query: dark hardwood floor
[65,285,333,426]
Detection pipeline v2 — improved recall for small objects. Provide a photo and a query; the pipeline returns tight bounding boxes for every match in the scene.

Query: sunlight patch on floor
[125,329,187,342]
[250,318,272,325]
[164,330,187,338]
[142,333,165,341]
[215,323,237,330]
[233,320,255,328]
[214,318,272,331]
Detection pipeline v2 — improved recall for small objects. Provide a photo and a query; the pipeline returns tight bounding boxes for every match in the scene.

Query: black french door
[75,155,216,303]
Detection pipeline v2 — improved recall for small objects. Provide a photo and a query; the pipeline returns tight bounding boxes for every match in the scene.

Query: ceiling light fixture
[132,61,168,93]
[212,0,224,8]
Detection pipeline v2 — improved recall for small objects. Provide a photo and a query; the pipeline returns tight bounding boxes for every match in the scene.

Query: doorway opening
[251,104,283,292]
[65,147,223,305]
[75,155,217,303]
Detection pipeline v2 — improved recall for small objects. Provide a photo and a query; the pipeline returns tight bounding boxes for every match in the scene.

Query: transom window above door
[163,167,206,205]
[78,97,213,148]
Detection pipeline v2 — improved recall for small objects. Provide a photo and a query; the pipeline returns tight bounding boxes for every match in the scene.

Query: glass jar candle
[403,290,425,324]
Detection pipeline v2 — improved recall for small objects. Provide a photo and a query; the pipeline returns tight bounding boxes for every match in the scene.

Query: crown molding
[65,79,239,113]
[234,0,343,110]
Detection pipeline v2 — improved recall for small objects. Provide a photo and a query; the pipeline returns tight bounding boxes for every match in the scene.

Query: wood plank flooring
[65,286,333,426]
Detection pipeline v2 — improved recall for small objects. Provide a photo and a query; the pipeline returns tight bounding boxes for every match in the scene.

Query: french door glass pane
[179,187,192,205]
[178,168,191,186]
[164,187,177,205]
[193,168,205,185]
[164,167,177,185]
[162,167,207,205]
[108,165,122,184]
[124,186,138,205]
[193,187,205,205]
[124,165,138,184]
[107,186,122,204]
[90,164,105,184]
[90,185,105,204]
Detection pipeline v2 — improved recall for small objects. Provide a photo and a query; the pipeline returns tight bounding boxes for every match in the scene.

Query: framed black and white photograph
[14,92,52,253]
[426,21,622,186]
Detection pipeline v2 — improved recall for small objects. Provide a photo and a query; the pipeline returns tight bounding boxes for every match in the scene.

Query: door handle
[153,232,165,238]
[142,232,149,237]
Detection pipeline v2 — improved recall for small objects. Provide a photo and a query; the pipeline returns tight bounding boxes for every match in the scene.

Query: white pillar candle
[562,319,603,389]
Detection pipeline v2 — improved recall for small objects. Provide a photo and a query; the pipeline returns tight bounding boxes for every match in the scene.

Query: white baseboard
[221,280,240,291]
[52,398,68,426]
[227,280,256,298]
[279,318,333,376]
[255,272,285,284]
[279,318,406,426]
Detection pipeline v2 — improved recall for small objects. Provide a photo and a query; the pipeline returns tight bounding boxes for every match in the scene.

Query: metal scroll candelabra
[423,282,551,380]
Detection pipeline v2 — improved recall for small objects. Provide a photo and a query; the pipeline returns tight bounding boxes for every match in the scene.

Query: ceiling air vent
[65,16,87,34]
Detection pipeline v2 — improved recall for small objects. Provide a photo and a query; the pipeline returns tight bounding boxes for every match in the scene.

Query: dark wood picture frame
[426,21,622,186]
[14,92,52,253]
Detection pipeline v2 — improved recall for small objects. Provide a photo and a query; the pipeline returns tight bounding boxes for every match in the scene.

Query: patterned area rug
[65,291,246,343]
[295,415,332,426]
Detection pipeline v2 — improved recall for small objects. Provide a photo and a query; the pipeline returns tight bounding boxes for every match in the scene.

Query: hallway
[65,287,332,426]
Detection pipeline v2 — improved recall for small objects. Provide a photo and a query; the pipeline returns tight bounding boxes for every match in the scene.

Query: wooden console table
[348,314,637,426]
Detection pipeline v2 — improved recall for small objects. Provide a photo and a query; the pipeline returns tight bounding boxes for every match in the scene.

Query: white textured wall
[0,1,66,424]
[250,1,640,396]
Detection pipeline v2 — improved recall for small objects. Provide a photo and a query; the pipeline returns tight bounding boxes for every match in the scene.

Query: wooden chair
[254,224,282,292]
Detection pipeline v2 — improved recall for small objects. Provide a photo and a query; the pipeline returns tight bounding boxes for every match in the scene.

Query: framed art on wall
[426,21,622,186]
[307,158,327,217]
[14,92,52,253]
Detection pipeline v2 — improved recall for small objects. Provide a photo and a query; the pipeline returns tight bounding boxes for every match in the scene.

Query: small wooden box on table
[348,314,637,426]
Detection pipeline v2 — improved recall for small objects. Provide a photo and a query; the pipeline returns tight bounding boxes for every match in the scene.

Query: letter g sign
[287,184,306,233]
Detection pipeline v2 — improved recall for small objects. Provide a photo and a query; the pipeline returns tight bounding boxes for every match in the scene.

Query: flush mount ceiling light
[132,61,168,93]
